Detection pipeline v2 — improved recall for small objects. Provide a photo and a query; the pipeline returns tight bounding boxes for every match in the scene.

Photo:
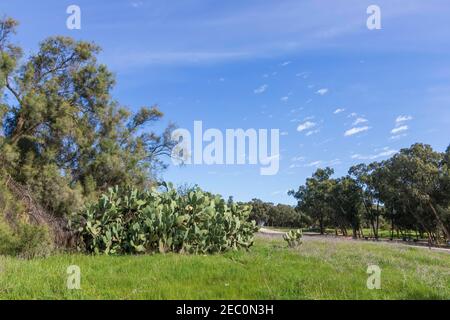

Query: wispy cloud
[390,115,412,138]
[351,148,397,160]
[303,159,340,168]
[305,160,323,167]
[111,50,251,67]
[344,126,370,137]
[353,117,368,125]
[254,84,268,94]
[296,72,310,79]
[391,125,408,134]
[316,88,329,96]
[390,133,407,140]
[297,121,316,132]
[103,1,444,69]
[130,1,144,8]
[281,96,289,102]
[281,61,291,67]
[334,108,345,114]
[396,115,413,124]
[306,129,320,136]
[291,156,305,162]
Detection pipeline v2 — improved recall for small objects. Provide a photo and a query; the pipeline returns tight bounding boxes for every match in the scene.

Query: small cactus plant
[283,229,303,248]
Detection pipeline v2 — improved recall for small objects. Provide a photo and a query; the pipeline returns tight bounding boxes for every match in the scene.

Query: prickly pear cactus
[283,229,303,248]
[71,184,258,255]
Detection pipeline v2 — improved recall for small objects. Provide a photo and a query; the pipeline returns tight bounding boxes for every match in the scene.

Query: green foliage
[290,143,450,243]
[289,168,336,235]
[0,219,53,259]
[71,184,258,255]
[0,17,176,218]
[248,199,307,228]
[283,229,303,248]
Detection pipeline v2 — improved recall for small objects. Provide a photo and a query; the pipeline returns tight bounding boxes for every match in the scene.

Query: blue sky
[1,0,450,204]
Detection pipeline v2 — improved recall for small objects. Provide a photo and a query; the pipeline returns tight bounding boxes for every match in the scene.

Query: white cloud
[396,115,413,124]
[280,131,289,136]
[316,88,329,96]
[391,125,408,134]
[347,112,357,118]
[131,1,144,8]
[306,129,320,136]
[254,84,268,94]
[390,133,407,140]
[281,61,291,67]
[296,72,309,79]
[297,121,316,132]
[334,108,345,114]
[353,117,368,125]
[291,156,305,162]
[351,148,397,160]
[344,126,370,137]
[303,158,341,168]
[281,96,289,102]
[305,160,323,167]
[327,159,342,166]
[114,50,250,67]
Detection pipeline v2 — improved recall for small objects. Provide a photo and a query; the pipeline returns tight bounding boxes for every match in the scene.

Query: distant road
[258,228,450,254]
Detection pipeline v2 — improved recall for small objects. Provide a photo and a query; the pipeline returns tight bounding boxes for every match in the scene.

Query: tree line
[286,143,450,243]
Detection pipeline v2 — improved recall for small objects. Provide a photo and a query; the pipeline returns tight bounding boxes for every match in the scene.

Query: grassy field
[0,236,449,300]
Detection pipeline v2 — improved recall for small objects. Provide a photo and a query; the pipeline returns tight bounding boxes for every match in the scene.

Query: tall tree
[0,17,175,216]
[349,163,384,239]
[289,168,335,234]
[331,176,362,239]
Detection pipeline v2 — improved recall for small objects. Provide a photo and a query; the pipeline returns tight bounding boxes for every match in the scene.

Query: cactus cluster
[70,183,258,254]
[283,229,303,248]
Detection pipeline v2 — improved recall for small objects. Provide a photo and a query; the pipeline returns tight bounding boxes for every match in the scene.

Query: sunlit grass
[0,236,448,300]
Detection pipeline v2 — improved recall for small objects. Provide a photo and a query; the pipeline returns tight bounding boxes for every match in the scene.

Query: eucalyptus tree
[331,176,363,238]
[385,144,449,241]
[349,162,384,239]
[289,167,335,234]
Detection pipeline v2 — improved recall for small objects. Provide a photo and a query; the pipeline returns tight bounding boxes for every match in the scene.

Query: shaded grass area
[266,226,438,243]
[0,237,449,300]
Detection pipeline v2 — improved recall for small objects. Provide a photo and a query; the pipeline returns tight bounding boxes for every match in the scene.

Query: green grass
[1,237,449,300]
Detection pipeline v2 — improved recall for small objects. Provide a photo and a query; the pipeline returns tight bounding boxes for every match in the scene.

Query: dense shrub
[71,184,258,255]
[0,220,53,259]
[0,179,54,259]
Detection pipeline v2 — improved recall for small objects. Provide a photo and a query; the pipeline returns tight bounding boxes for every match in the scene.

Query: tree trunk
[428,202,450,241]
[319,214,324,235]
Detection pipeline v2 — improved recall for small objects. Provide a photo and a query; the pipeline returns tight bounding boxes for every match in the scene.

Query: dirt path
[258,228,450,254]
